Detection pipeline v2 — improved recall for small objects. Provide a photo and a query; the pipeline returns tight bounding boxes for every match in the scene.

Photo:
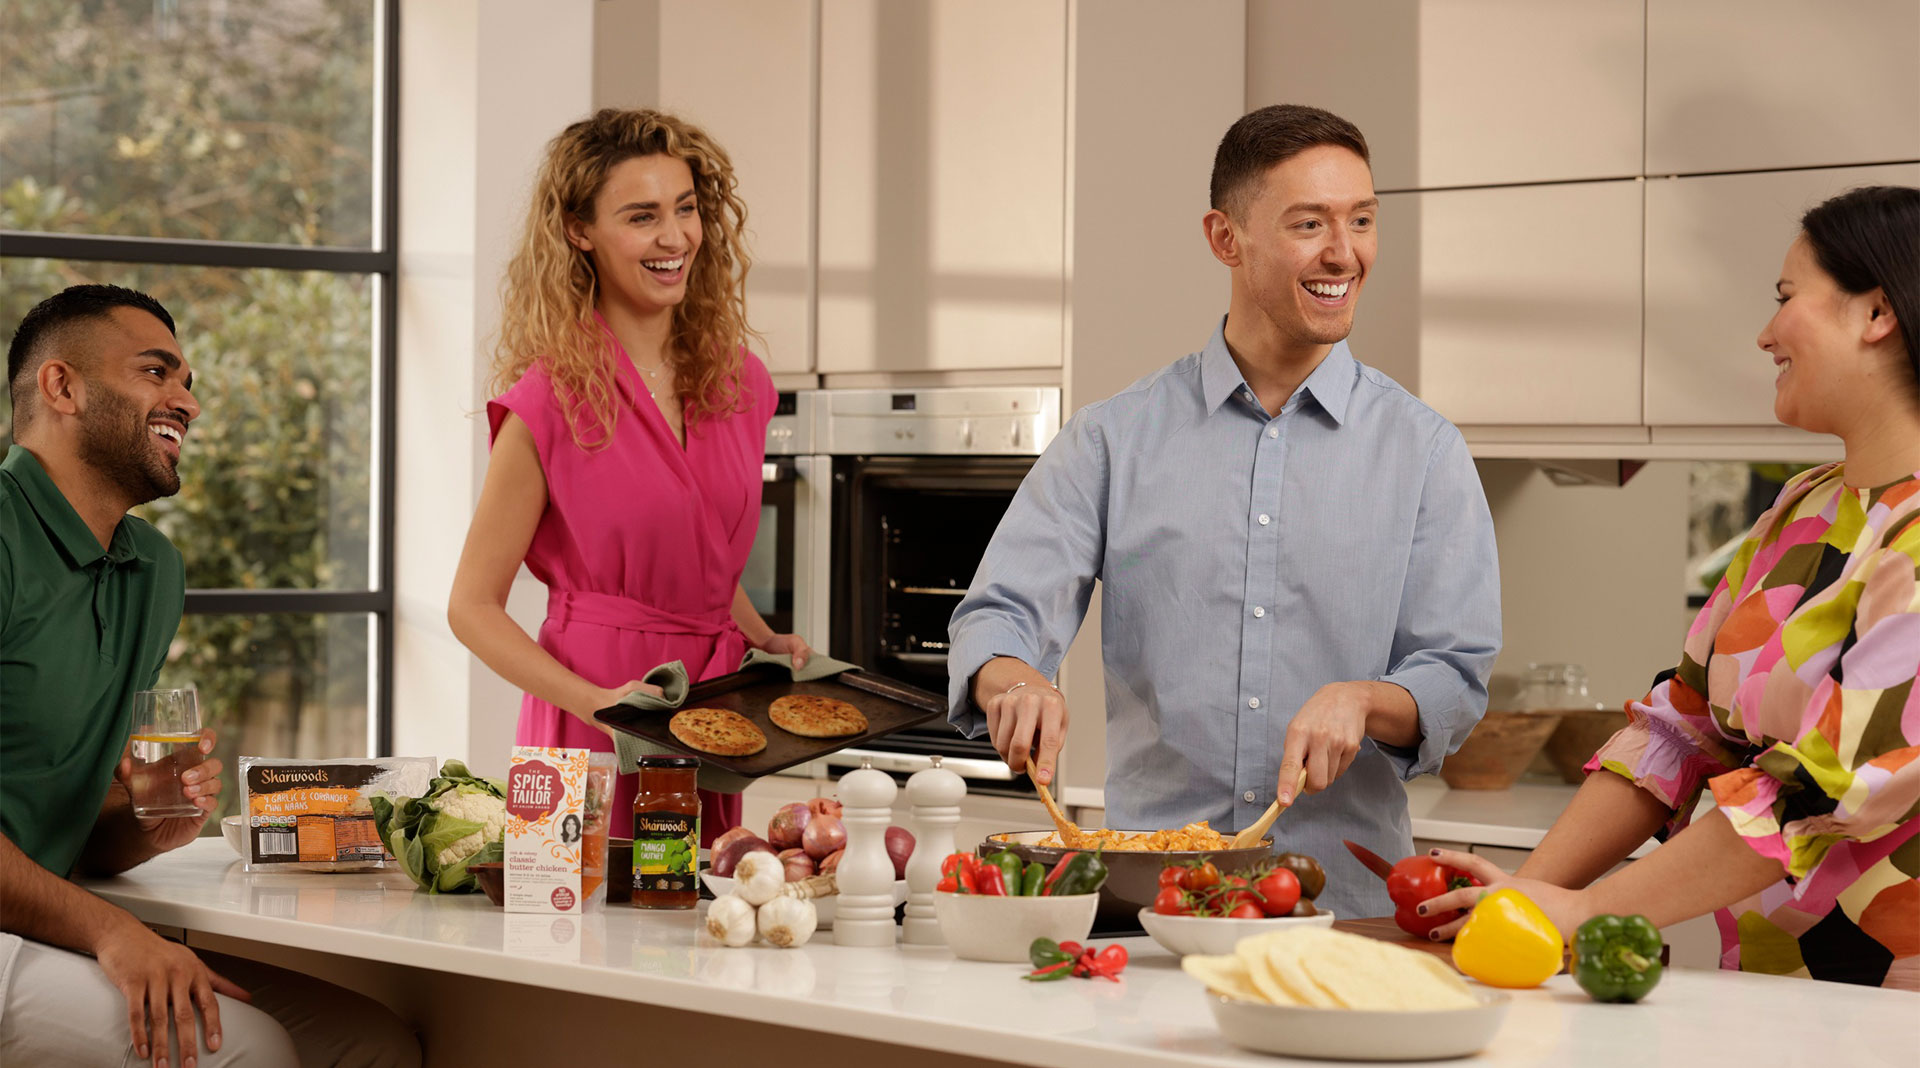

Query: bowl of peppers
[933,849,1109,962]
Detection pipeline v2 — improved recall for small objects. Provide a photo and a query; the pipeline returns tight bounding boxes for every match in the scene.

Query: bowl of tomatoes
[1139,857,1334,956]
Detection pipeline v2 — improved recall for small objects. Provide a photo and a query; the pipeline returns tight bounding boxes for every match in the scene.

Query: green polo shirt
[0,445,183,878]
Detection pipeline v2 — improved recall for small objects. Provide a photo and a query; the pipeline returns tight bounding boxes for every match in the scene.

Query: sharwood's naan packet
[240,756,435,872]
[1182,928,1478,1012]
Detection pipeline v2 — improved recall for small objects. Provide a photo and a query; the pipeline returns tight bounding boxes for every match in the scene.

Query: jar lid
[639,755,700,769]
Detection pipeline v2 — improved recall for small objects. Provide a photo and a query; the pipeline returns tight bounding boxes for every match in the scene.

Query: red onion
[711,826,756,856]
[766,802,812,851]
[885,825,915,880]
[802,814,846,859]
[711,834,773,877]
[777,847,815,882]
[819,848,844,873]
[805,797,843,819]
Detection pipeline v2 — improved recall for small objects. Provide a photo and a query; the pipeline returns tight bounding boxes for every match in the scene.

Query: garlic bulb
[705,893,758,947]
[758,895,818,948]
[734,850,786,907]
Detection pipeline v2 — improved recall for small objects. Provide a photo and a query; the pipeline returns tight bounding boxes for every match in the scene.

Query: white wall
[393,1,598,776]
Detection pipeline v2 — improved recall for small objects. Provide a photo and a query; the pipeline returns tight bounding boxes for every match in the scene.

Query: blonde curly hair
[490,108,756,448]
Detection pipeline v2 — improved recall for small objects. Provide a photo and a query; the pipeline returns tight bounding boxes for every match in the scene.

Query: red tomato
[1215,874,1259,913]
[1227,902,1265,920]
[1185,861,1221,892]
[1254,868,1302,917]
[1152,887,1189,916]
[1157,866,1187,890]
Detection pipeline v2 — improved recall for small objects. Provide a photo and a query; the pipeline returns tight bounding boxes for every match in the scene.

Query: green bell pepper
[1020,860,1046,896]
[1573,914,1664,1003]
[986,850,1025,897]
[1041,850,1109,896]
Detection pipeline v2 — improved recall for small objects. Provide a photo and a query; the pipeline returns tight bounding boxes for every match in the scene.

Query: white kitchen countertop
[80,840,1913,1068]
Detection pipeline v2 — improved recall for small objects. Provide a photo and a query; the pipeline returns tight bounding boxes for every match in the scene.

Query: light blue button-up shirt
[947,320,1500,918]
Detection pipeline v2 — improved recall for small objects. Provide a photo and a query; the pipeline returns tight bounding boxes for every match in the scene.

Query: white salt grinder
[902,754,966,946]
[834,757,900,947]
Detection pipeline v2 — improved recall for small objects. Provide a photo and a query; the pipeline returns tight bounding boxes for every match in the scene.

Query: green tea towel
[609,652,860,792]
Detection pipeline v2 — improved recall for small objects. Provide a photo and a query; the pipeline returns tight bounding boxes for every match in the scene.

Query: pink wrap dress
[487,338,776,843]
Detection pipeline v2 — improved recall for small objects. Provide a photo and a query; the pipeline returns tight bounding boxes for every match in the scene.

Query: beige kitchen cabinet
[1644,162,1920,427]
[815,0,1068,373]
[1246,0,1643,191]
[654,0,816,374]
[1646,0,1920,176]
[1349,180,1644,426]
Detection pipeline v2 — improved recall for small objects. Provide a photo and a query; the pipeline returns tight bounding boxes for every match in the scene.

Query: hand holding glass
[129,688,204,819]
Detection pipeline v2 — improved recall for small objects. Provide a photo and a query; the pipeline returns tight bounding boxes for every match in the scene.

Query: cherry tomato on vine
[1254,867,1302,917]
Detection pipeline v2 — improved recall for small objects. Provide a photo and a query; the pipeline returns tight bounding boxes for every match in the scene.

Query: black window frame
[1,0,402,755]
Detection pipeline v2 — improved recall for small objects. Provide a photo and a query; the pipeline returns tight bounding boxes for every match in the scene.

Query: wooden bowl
[981,830,1277,931]
[1439,710,1562,790]
[1542,709,1628,784]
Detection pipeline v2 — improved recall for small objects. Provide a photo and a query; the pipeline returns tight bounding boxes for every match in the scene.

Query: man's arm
[947,409,1111,784]
[76,731,223,877]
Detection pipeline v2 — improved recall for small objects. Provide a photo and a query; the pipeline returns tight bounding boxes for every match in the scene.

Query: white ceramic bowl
[932,891,1098,962]
[1207,988,1511,1061]
[700,873,907,930]
[1137,906,1336,957]
[221,815,246,858]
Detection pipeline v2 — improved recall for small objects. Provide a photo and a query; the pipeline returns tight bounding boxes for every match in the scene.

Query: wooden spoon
[1229,769,1309,850]
[1030,769,1084,849]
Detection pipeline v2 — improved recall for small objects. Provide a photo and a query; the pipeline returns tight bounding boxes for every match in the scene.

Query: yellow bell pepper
[1451,888,1565,988]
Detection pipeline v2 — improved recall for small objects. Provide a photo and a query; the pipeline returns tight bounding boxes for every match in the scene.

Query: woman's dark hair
[1211,104,1370,221]
[1800,185,1920,376]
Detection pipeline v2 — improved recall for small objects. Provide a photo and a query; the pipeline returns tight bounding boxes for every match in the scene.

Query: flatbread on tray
[668,707,768,756]
[768,694,868,739]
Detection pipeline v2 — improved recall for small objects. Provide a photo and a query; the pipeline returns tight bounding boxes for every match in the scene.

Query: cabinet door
[1349,180,1644,426]
[1644,163,1920,427]
[816,0,1067,373]
[1246,0,1643,191]
[1647,0,1920,176]
[657,1,815,373]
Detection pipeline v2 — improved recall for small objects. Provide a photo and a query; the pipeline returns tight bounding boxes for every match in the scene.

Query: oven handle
[821,748,1014,780]
[763,457,797,483]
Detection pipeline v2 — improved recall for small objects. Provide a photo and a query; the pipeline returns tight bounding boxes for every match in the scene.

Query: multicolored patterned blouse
[1589,463,1919,989]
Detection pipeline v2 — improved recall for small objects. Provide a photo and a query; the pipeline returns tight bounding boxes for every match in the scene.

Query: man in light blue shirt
[947,105,1500,918]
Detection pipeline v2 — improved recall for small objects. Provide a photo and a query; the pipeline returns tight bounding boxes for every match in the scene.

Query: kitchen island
[83,840,1910,1068]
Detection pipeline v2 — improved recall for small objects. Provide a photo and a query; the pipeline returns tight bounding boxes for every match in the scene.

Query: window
[1,1,398,807]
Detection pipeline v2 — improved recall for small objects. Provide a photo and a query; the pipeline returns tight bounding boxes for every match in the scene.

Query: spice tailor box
[505,746,593,914]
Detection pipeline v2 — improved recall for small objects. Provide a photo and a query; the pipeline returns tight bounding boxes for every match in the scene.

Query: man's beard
[77,378,181,504]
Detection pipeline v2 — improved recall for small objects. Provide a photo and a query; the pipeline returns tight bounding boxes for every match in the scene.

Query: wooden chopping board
[1333,916,1462,970]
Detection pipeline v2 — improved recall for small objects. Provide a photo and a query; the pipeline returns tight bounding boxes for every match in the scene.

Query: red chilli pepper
[935,875,958,893]
[1089,944,1128,981]
[975,864,1009,896]
[1023,960,1074,982]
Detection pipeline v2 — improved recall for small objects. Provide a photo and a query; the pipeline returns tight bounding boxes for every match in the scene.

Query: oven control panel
[813,387,1061,457]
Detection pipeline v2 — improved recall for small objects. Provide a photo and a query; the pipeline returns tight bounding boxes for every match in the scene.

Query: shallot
[777,847,815,882]
[805,797,843,819]
[733,850,786,906]
[802,814,846,859]
[757,895,819,948]
[819,848,844,874]
[705,894,757,947]
[885,825,915,879]
[767,802,812,850]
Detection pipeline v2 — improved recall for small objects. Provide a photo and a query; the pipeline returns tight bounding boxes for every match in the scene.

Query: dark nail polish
[1416,906,1426,916]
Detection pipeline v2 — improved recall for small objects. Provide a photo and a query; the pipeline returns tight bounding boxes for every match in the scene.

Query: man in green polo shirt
[0,285,418,1067]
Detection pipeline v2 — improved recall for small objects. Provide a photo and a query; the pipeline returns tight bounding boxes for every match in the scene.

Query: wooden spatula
[1229,769,1309,850]
[1029,767,1084,849]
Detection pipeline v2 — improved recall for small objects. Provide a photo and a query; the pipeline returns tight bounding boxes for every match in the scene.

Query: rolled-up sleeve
[1374,427,1501,779]
[946,409,1110,737]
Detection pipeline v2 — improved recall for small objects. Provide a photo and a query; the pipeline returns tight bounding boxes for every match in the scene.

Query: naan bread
[668,707,767,756]
[768,694,867,739]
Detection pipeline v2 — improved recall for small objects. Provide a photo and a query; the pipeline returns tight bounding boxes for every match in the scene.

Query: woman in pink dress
[448,109,810,841]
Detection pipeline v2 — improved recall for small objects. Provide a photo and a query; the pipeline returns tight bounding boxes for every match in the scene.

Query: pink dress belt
[545,590,745,679]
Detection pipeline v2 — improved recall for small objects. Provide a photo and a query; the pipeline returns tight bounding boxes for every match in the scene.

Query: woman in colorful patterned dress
[447,109,811,841]
[1420,185,1920,989]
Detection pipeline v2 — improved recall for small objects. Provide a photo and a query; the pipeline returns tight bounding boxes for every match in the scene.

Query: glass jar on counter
[632,755,700,909]
[1517,662,1604,712]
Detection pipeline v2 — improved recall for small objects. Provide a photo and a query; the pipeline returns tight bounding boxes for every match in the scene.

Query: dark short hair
[1800,185,1920,378]
[1211,104,1371,220]
[6,284,176,421]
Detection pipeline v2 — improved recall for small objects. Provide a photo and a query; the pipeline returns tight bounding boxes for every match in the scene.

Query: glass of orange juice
[129,688,203,818]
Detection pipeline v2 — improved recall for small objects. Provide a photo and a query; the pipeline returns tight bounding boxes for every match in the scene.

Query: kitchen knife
[1343,839,1396,882]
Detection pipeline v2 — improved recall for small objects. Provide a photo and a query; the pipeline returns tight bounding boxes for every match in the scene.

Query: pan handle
[822,748,1014,780]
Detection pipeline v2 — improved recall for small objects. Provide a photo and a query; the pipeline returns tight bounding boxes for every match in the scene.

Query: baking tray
[592,662,949,778]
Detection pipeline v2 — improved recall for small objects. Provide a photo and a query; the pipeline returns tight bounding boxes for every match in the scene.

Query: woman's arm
[447,414,654,732]
[730,584,811,669]
[1515,770,1675,888]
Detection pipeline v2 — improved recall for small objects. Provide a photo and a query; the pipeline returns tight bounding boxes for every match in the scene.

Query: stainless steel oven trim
[819,747,1014,780]
[793,453,832,647]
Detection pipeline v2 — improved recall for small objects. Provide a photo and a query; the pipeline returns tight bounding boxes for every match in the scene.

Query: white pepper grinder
[833,757,900,947]
[902,754,965,946]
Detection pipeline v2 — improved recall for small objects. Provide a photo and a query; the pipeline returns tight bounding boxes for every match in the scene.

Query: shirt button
[1248,697,1261,709]
[1266,427,1278,439]
[1243,790,1257,803]
[1257,514,1271,526]
[1253,606,1266,618]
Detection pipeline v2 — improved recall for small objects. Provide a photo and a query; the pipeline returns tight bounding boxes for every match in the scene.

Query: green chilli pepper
[987,851,1025,896]
[1041,850,1109,896]
[1573,914,1665,1003]
[1020,860,1046,896]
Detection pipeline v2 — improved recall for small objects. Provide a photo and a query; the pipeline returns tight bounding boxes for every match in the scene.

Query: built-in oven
[809,387,1062,795]
[741,392,831,645]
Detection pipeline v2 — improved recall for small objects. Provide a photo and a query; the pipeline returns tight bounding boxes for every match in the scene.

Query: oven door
[741,455,832,645]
